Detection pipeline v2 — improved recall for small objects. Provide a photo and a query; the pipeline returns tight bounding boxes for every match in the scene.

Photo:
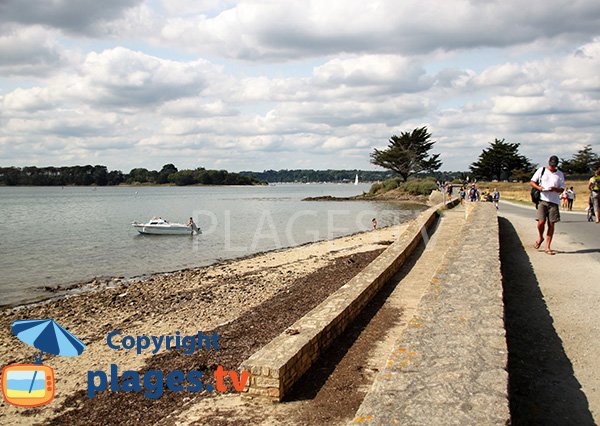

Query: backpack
[531,167,545,206]
[593,175,600,192]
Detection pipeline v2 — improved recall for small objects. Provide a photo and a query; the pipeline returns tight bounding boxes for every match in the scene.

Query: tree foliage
[158,163,178,184]
[0,165,123,186]
[0,164,261,186]
[561,145,599,175]
[239,169,395,183]
[370,127,441,181]
[470,139,533,181]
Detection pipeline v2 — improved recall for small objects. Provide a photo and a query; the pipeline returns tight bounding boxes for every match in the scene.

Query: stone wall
[240,200,459,401]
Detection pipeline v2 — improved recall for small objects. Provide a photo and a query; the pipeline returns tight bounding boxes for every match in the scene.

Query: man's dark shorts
[537,200,560,223]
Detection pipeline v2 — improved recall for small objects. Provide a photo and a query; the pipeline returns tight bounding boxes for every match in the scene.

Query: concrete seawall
[240,200,459,400]
[353,202,508,424]
[239,201,508,424]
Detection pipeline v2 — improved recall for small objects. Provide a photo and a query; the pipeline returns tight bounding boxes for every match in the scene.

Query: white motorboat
[131,218,200,235]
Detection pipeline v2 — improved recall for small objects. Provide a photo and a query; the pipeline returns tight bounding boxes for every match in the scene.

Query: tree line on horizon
[0,165,426,186]
[238,169,396,183]
[0,164,262,186]
[3,132,597,186]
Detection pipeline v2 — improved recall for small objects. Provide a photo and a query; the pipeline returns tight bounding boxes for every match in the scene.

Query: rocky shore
[0,222,408,425]
[303,191,429,203]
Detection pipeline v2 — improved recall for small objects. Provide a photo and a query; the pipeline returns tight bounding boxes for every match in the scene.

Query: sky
[1,0,600,173]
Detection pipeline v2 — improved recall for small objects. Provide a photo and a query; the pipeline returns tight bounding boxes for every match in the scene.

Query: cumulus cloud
[72,47,220,108]
[1,1,599,171]
[2,87,55,112]
[0,0,143,36]
[159,0,600,60]
[313,55,432,94]
[0,25,68,76]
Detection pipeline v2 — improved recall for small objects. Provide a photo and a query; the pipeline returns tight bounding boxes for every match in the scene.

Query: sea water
[0,184,426,306]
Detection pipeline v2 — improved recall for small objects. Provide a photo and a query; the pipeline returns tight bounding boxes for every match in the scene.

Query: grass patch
[475,179,592,211]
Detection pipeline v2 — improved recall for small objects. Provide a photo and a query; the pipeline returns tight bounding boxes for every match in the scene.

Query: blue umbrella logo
[2,319,86,406]
[12,319,86,362]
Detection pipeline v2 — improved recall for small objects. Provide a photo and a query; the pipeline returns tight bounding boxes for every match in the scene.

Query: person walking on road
[530,155,565,255]
[567,186,576,211]
[492,188,500,209]
[468,184,478,202]
[560,189,569,208]
[589,167,600,223]
[459,187,466,205]
[445,182,453,201]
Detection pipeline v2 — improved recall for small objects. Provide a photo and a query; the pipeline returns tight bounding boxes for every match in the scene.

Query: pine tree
[470,139,533,181]
[370,127,441,181]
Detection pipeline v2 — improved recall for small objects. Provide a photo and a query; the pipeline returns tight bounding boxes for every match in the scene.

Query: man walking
[469,184,478,202]
[589,167,600,223]
[566,186,576,211]
[492,188,500,209]
[530,155,565,255]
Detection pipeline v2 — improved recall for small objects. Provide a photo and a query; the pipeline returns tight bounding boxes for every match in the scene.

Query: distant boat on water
[131,218,200,235]
[354,174,359,185]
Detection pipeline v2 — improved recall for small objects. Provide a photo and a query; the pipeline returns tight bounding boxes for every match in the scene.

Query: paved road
[498,199,600,424]
[499,200,600,260]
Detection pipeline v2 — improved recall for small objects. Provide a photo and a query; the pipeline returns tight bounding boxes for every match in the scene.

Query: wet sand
[0,222,408,425]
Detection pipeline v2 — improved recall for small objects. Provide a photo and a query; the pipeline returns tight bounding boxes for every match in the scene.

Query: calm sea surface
[0,184,426,306]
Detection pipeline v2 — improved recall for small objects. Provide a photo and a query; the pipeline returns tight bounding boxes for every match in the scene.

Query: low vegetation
[368,177,438,196]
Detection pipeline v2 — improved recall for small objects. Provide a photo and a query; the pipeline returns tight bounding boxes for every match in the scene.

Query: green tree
[0,167,21,185]
[470,139,533,181]
[370,127,441,181]
[128,168,150,183]
[561,145,599,175]
[158,163,178,184]
[107,170,124,185]
[92,165,108,186]
[170,170,195,186]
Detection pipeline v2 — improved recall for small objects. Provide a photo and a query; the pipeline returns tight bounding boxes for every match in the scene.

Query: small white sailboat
[354,174,359,185]
[131,218,200,235]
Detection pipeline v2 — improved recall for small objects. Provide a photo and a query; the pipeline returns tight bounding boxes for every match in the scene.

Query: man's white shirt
[531,167,565,205]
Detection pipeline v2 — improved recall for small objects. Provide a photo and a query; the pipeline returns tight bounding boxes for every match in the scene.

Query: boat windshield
[149,218,168,225]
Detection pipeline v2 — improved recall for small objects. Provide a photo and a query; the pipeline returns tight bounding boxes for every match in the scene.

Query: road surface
[500,200,600,261]
[497,200,600,424]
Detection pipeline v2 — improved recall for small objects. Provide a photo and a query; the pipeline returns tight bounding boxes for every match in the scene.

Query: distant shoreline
[0,182,266,188]
[0,182,374,188]
[303,192,430,203]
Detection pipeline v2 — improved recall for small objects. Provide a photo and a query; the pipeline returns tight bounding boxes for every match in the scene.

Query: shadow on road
[557,248,600,255]
[499,217,595,425]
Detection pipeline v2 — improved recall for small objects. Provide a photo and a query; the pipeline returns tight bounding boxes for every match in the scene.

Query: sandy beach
[0,221,408,425]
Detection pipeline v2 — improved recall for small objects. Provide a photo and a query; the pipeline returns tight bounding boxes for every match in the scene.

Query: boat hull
[132,224,193,235]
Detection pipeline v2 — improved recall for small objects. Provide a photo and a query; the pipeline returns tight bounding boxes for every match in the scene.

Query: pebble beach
[0,222,408,425]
